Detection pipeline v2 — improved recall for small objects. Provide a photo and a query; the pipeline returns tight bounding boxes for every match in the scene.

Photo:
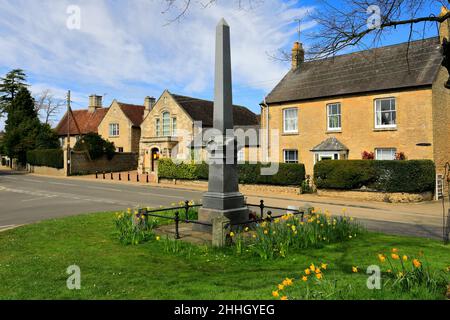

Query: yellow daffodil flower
[352,266,358,273]
[413,259,421,268]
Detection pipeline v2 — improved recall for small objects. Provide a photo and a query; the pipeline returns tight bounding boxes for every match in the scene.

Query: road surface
[0,170,445,240]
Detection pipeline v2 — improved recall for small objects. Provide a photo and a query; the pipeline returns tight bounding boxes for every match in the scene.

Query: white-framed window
[283,108,298,133]
[172,117,177,136]
[375,98,396,128]
[375,148,396,160]
[283,149,298,163]
[162,112,170,136]
[109,123,119,137]
[155,118,160,136]
[237,148,245,163]
[327,103,341,131]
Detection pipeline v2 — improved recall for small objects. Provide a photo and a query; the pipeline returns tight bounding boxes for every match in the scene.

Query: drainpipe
[262,98,270,162]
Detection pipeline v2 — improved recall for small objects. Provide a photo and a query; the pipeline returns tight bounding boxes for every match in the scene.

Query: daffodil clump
[114,208,158,245]
[375,248,448,292]
[231,208,364,259]
[272,262,337,300]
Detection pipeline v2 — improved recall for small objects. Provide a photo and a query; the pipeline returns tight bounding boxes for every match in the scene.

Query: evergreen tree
[0,69,28,116]
[3,87,41,164]
[35,123,60,149]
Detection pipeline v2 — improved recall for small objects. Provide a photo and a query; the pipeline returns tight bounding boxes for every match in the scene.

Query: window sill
[282,132,299,136]
[373,127,397,132]
[326,130,342,134]
[109,135,119,138]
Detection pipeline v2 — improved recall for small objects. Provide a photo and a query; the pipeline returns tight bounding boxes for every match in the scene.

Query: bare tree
[161,0,262,24]
[307,0,450,59]
[34,89,64,125]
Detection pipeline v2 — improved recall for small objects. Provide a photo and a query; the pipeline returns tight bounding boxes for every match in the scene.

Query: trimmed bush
[314,160,436,193]
[73,132,115,160]
[27,149,63,169]
[158,159,306,186]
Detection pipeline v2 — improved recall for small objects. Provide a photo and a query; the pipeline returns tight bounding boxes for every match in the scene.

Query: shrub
[73,132,115,160]
[314,160,435,193]
[158,159,306,186]
[27,149,63,169]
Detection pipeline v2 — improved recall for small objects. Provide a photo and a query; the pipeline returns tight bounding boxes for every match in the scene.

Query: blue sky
[0,0,442,130]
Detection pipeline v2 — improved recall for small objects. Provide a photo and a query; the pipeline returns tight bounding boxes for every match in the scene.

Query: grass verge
[0,212,448,300]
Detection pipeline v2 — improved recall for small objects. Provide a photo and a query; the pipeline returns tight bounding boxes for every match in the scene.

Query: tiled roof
[266,37,443,104]
[170,93,259,127]
[55,108,109,136]
[117,102,145,126]
[311,137,349,152]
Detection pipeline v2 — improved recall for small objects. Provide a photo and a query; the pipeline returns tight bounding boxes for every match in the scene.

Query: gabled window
[375,98,396,128]
[155,118,160,136]
[283,149,298,163]
[327,103,341,131]
[283,108,298,133]
[162,112,170,136]
[109,123,119,137]
[375,148,396,160]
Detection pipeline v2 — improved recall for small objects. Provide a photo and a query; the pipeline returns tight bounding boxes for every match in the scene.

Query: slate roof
[117,102,145,127]
[311,137,349,152]
[55,108,109,136]
[265,37,443,104]
[170,93,259,127]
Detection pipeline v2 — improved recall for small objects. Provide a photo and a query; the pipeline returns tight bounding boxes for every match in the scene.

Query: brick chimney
[439,7,450,43]
[88,94,102,112]
[291,41,305,71]
[144,96,156,114]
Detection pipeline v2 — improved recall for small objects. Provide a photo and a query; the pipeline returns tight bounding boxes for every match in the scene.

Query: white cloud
[0,0,314,128]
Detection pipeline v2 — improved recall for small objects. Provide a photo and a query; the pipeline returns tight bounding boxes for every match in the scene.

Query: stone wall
[317,189,433,203]
[432,68,450,195]
[158,178,300,195]
[70,151,138,175]
[29,165,65,177]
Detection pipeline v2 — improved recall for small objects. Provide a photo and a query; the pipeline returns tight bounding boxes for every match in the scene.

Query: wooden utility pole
[65,90,71,176]
[67,90,71,148]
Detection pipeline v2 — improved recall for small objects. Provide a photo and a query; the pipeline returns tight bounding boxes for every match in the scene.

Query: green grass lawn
[0,212,448,300]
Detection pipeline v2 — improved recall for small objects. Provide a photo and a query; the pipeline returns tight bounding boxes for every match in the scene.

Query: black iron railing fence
[133,200,311,240]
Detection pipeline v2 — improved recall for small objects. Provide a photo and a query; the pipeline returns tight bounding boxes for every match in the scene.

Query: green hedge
[314,160,436,193]
[158,159,306,186]
[27,149,64,169]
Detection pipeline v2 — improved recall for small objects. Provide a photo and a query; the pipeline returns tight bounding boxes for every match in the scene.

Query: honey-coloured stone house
[262,19,450,195]
[56,95,149,154]
[138,90,260,174]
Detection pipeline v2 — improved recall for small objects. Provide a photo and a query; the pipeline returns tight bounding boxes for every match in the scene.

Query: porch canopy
[311,137,349,162]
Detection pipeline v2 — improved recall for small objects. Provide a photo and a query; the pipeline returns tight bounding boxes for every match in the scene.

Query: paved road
[0,170,446,240]
[0,170,202,228]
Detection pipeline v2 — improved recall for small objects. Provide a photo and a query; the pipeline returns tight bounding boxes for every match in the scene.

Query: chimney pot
[88,94,102,112]
[144,96,156,112]
[291,41,305,71]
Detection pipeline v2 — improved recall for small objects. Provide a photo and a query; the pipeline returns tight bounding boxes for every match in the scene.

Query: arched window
[162,112,170,136]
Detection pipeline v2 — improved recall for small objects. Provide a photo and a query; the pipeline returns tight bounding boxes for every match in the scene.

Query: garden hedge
[158,159,306,186]
[314,160,436,193]
[27,149,64,169]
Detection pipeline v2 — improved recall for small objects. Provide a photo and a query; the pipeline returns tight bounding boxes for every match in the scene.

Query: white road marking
[21,195,57,202]
[85,186,122,192]
[48,181,77,186]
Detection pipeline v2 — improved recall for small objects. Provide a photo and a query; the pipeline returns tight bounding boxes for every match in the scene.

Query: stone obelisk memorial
[196,19,249,242]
